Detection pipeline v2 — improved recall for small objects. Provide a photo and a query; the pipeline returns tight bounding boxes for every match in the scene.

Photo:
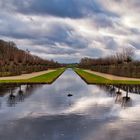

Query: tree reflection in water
[3,84,43,107]
[98,84,140,108]
[0,83,139,109]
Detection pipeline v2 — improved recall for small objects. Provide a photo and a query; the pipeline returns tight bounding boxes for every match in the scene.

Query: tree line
[79,47,140,78]
[0,39,61,77]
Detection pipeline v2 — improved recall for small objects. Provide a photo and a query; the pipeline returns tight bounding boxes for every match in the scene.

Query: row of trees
[79,47,140,78]
[0,40,61,77]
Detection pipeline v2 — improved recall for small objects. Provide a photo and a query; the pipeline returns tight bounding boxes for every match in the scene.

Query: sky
[0,0,140,63]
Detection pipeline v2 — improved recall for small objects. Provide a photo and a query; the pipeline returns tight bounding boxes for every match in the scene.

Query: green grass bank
[0,68,65,84]
[74,68,140,85]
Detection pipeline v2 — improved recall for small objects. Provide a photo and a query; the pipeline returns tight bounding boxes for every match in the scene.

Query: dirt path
[0,70,55,80]
[84,70,140,81]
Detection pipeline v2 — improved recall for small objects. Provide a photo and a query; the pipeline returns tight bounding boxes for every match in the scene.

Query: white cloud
[0,0,140,62]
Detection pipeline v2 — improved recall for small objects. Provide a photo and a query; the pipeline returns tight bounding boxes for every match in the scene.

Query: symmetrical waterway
[0,69,140,140]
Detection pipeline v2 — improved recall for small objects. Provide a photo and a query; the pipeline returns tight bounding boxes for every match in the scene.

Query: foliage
[78,47,140,78]
[0,39,61,76]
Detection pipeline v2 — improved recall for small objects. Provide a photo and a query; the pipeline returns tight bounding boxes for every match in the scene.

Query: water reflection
[0,84,43,108]
[98,84,136,107]
[0,83,139,109]
[0,69,140,140]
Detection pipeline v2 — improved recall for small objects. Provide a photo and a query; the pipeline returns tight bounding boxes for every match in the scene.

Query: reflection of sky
[0,69,140,139]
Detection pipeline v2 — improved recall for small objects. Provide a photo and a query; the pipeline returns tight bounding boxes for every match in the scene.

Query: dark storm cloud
[80,47,105,58]
[129,41,140,49]
[0,10,88,50]
[0,13,36,39]
[91,14,115,28]
[40,23,89,49]
[0,0,117,18]
[31,45,76,55]
[103,37,118,50]
[0,0,140,62]
[130,28,140,35]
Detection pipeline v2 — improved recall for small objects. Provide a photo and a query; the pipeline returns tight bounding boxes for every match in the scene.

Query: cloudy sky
[0,0,140,63]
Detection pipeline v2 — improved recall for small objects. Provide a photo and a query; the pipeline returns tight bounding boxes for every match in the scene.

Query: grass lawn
[0,68,65,84]
[74,68,140,85]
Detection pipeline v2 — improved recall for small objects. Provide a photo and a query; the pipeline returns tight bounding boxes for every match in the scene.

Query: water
[0,69,140,140]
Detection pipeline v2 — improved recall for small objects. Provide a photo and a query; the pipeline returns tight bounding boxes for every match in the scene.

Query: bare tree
[0,39,61,76]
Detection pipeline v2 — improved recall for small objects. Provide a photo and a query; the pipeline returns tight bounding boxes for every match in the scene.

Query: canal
[0,69,140,140]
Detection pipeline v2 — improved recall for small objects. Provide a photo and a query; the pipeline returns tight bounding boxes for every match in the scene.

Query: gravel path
[0,70,55,80]
[85,70,140,81]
